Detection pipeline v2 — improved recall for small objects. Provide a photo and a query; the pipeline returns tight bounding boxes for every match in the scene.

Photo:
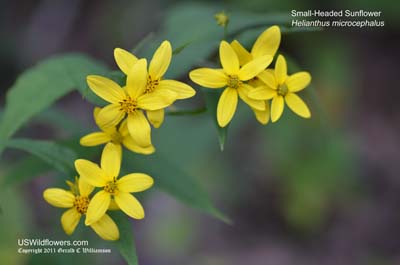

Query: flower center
[277,83,288,96]
[145,75,160,93]
[74,196,90,214]
[119,96,137,114]
[104,179,118,195]
[227,75,241,89]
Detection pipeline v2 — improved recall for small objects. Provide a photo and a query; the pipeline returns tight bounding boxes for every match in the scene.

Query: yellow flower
[75,143,154,225]
[214,11,229,27]
[249,55,312,122]
[230,25,281,66]
[230,26,281,125]
[189,41,273,127]
[248,77,270,125]
[43,178,120,241]
[80,107,155,155]
[114,41,196,128]
[87,59,176,147]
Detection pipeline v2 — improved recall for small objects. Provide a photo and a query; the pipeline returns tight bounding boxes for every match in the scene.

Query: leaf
[5,138,77,174]
[172,41,193,55]
[34,107,86,135]
[0,136,100,189]
[1,157,50,188]
[124,151,231,224]
[203,89,228,151]
[0,53,108,158]
[110,212,138,265]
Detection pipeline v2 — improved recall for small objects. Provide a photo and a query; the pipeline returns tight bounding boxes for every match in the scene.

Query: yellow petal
[219,41,240,75]
[78,178,94,197]
[146,109,164,128]
[257,69,277,89]
[80,132,111,146]
[114,192,145,219]
[149,40,172,79]
[117,173,154,193]
[122,137,155,155]
[126,58,148,98]
[101,143,122,178]
[93,107,116,134]
[230,40,252,66]
[118,119,129,136]
[189,68,227,88]
[248,85,277,100]
[285,92,311,118]
[85,190,111,225]
[253,102,270,125]
[158,80,196,99]
[217,88,238,127]
[86,75,126,103]
[108,199,120,210]
[251,25,281,58]
[271,95,284,122]
[237,84,265,110]
[114,48,138,75]
[127,110,152,147]
[90,213,120,241]
[275,55,287,85]
[286,72,311,92]
[238,55,273,81]
[96,104,125,129]
[138,90,176,110]
[74,159,109,187]
[43,188,75,208]
[61,208,81,235]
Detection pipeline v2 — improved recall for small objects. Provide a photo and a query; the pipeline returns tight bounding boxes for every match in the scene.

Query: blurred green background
[0,0,399,264]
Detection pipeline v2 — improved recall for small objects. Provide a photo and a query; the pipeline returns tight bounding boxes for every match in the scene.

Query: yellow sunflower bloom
[230,25,281,66]
[249,54,312,122]
[80,107,155,155]
[114,41,196,128]
[230,26,281,125]
[189,41,273,127]
[87,59,176,147]
[43,178,120,241]
[75,142,154,225]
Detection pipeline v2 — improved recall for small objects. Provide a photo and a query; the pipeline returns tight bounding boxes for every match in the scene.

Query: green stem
[166,107,207,116]
[223,24,229,40]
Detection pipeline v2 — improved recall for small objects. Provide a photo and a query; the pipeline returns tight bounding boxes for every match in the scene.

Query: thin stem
[223,24,229,40]
[166,107,207,116]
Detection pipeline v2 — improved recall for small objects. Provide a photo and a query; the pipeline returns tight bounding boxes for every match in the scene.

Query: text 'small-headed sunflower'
[43,177,120,241]
[75,143,154,225]
[189,41,273,127]
[249,54,312,122]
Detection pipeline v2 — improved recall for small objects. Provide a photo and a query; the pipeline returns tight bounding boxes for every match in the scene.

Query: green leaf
[5,138,77,174]
[203,89,228,151]
[1,157,50,188]
[34,107,86,135]
[124,151,230,224]
[111,212,138,265]
[0,53,108,158]
[172,41,193,55]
